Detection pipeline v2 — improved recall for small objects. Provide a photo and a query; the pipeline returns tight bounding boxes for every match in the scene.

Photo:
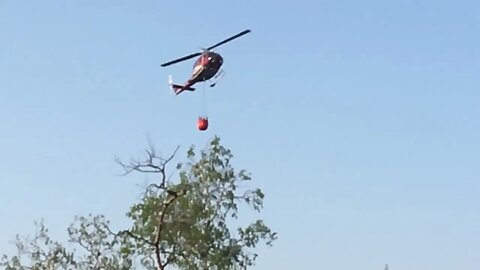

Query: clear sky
[1,0,479,269]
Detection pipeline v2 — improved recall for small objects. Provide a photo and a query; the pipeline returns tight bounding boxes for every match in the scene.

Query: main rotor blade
[207,29,251,51]
[160,52,202,67]
[160,29,251,67]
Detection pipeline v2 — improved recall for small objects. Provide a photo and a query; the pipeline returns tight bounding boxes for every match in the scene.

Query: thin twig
[117,230,154,246]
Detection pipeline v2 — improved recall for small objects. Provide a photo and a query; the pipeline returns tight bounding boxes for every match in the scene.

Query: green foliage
[1,216,133,270]
[1,136,277,269]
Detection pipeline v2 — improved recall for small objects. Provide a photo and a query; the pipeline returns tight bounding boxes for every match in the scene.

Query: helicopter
[160,29,251,95]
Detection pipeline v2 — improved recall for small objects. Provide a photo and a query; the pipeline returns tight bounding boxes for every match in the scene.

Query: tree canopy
[1,136,277,269]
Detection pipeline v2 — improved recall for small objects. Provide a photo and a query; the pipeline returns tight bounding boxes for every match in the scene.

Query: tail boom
[168,75,195,95]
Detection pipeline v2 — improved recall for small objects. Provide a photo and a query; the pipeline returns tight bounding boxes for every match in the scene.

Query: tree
[1,136,277,269]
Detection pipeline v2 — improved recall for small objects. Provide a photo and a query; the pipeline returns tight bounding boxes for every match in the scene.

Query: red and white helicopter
[160,29,251,95]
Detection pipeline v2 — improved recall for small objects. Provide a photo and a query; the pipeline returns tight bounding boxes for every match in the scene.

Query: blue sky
[1,0,479,269]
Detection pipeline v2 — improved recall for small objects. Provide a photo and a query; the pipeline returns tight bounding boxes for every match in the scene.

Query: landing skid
[209,69,225,88]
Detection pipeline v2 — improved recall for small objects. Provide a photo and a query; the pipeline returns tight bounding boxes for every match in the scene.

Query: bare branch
[116,145,181,189]
[115,145,186,270]
[155,187,187,270]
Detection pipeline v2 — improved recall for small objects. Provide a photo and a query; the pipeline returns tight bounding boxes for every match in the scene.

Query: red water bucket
[197,117,208,131]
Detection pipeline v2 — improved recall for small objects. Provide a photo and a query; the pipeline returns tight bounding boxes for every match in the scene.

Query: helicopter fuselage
[189,51,224,83]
